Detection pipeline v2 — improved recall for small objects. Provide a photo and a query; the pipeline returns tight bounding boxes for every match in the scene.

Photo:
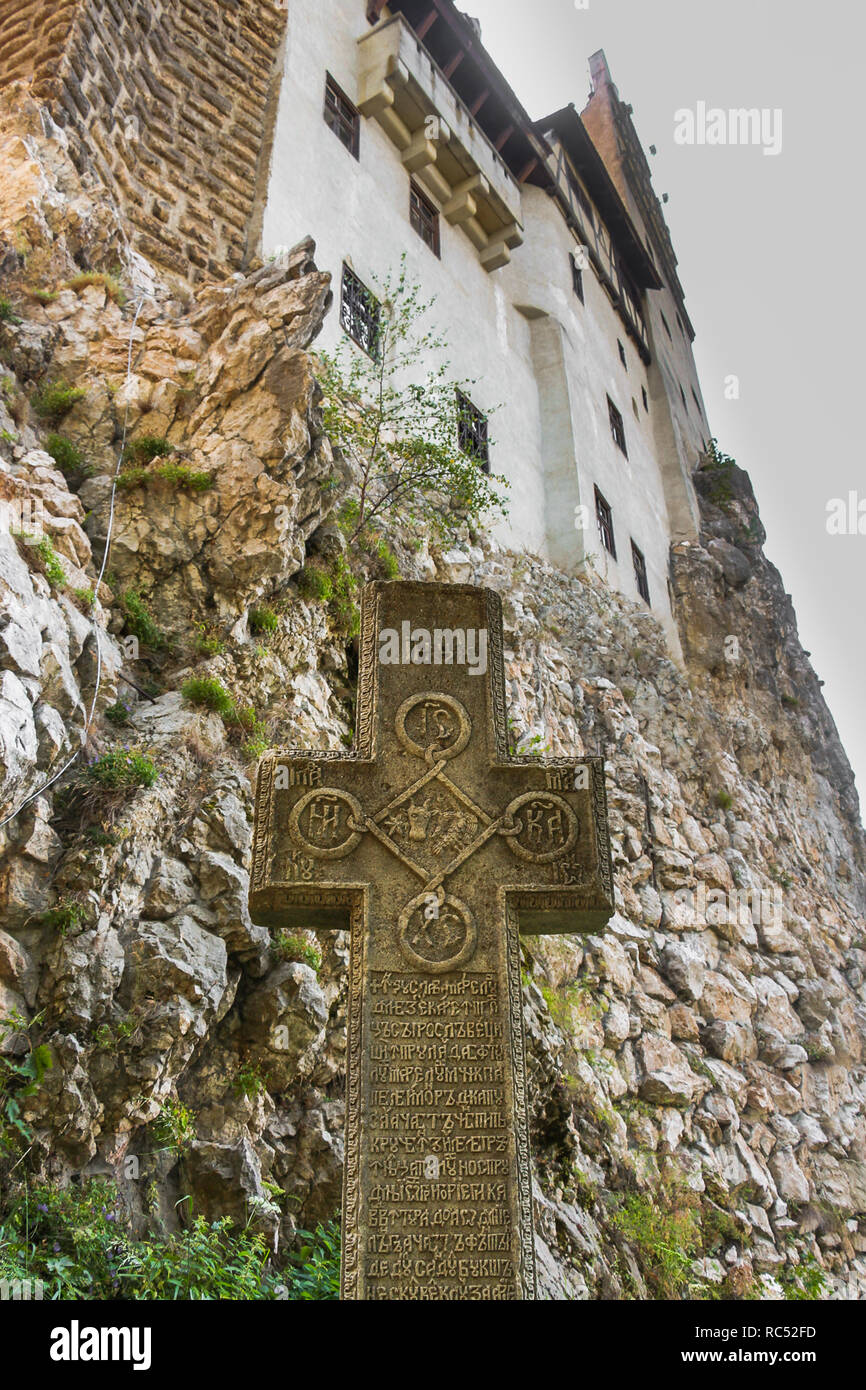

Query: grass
[0,297,21,325]
[45,432,88,478]
[66,271,126,305]
[297,556,359,638]
[32,379,86,419]
[0,1181,339,1300]
[105,701,131,725]
[84,749,159,791]
[122,435,174,465]
[249,606,278,635]
[714,789,733,811]
[38,900,87,934]
[612,1189,701,1299]
[73,586,95,611]
[272,933,322,974]
[19,535,67,589]
[120,589,165,650]
[26,287,58,305]
[181,677,235,717]
[118,462,212,492]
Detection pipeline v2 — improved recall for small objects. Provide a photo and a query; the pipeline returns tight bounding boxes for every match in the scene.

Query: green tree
[317,259,509,543]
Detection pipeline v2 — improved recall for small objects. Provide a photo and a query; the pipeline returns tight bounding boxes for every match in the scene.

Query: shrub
[181,677,235,717]
[232,1061,267,1100]
[0,297,21,325]
[45,433,87,477]
[105,701,131,725]
[84,749,159,791]
[39,900,87,934]
[284,1221,341,1300]
[150,1098,196,1155]
[195,625,225,657]
[32,379,86,419]
[612,1190,701,1299]
[0,1017,52,1155]
[122,435,173,465]
[249,606,278,635]
[73,586,95,611]
[66,270,126,306]
[714,789,733,811]
[0,1182,300,1300]
[120,589,165,649]
[297,564,333,603]
[118,462,212,492]
[272,933,322,973]
[30,536,66,588]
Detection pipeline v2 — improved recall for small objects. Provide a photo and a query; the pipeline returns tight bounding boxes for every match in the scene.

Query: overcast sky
[463,0,865,821]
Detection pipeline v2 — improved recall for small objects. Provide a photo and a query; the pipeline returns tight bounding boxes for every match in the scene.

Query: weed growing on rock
[120,589,165,650]
[0,1013,52,1157]
[45,432,88,479]
[32,379,86,419]
[272,933,322,974]
[249,606,278,635]
[0,297,21,324]
[181,676,235,717]
[123,435,174,465]
[66,270,126,306]
[85,749,159,791]
[150,1098,196,1155]
[38,899,87,934]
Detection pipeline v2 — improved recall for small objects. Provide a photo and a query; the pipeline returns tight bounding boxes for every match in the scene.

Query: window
[324,74,360,158]
[691,386,703,417]
[340,264,380,358]
[642,386,649,412]
[456,390,489,472]
[607,395,627,456]
[618,340,627,369]
[410,181,440,256]
[660,311,672,341]
[595,487,616,559]
[632,540,650,604]
[680,383,687,408]
[570,253,585,303]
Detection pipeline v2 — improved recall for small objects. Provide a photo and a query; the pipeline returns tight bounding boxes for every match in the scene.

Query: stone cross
[249,581,614,1300]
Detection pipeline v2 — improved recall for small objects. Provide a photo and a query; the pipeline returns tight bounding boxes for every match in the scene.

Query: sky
[462,0,865,820]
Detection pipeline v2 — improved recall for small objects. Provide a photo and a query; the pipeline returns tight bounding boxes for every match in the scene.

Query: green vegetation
[612,1188,701,1299]
[26,287,58,306]
[32,379,86,419]
[45,433,88,479]
[118,462,213,492]
[150,1098,196,1156]
[233,1062,267,1100]
[249,606,278,635]
[181,676,235,717]
[0,1182,337,1299]
[0,1013,52,1156]
[297,553,360,638]
[105,700,131,725]
[0,297,21,325]
[38,900,87,934]
[123,435,174,465]
[66,270,126,306]
[780,1253,830,1301]
[318,259,508,542]
[714,789,733,811]
[272,933,322,974]
[32,536,67,589]
[84,749,159,791]
[120,589,165,650]
[73,586,95,611]
[195,624,225,657]
[700,438,737,508]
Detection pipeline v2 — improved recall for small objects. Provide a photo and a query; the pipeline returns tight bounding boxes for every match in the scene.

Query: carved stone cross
[249,581,613,1300]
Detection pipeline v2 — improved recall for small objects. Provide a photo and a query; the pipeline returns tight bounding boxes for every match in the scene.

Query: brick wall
[0,0,288,281]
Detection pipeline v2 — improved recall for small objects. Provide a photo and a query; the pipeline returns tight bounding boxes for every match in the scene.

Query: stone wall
[0,0,288,280]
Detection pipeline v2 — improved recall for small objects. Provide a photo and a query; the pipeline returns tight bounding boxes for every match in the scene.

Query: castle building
[263,1,710,653]
[0,0,711,652]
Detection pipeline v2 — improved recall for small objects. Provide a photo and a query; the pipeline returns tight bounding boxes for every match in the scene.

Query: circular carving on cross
[289,788,364,859]
[397,890,478,972]
[394,693,471,763]
[500,792,579,863]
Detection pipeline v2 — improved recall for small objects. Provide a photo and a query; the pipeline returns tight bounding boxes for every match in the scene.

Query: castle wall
[0,0,288,280]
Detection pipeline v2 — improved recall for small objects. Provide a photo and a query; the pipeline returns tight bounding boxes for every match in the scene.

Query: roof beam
[494,124,514,152]
[416,8,439,41]
[443,50,465,80]
[469,88,489,117]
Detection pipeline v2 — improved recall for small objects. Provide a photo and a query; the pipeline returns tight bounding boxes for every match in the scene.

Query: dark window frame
[607,395,628,457]
[571,253,585,303]
[632,540,650,604]
[409,181,441,257]
[340,264,381,359]
[618,339,628,369]
[595,486,616,559]
[324,73,360,159]
[456,390,490,473]
[660,311,673,341]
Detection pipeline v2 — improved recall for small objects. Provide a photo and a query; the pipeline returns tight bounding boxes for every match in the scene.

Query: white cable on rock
[0,290,152,831]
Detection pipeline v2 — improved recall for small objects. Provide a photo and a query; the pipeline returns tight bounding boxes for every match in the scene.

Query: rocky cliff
[1,86,864,1300]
